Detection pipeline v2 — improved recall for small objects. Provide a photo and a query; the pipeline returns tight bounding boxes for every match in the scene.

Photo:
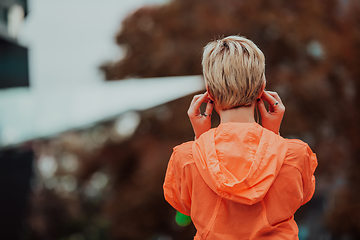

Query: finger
[261,91,278,111]
[261,91,277,105]
[188,92,208,117]
[265,91,285,114]
[204,100,214,117]
[266,91,283,105]
[257,99,269,117]
[188,95,202,117]
[189,94,203,107]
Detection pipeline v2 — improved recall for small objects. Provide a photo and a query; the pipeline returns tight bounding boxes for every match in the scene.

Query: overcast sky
[19,0,169,89]
[0,0,207,147]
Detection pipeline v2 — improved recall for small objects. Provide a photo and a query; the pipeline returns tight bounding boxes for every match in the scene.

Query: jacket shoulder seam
[173,141,195,168]
[282,161,302,173]
[286,138,310,147]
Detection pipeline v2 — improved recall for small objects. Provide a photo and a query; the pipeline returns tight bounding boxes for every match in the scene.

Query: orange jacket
[163,122,317,240]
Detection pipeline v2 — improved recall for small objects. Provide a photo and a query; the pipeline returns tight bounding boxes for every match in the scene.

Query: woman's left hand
[187,92,214,140]
[257,91,285,135]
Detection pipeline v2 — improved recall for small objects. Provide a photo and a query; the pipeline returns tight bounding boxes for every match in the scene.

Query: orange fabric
[163,122,317,240]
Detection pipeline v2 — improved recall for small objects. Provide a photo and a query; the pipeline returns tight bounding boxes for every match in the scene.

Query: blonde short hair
[202,36,266,110]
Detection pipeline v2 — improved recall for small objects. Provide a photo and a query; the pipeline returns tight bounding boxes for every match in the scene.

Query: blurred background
[1,0,360,239]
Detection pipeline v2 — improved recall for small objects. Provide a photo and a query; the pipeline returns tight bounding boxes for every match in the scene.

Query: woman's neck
[218,104,256,124]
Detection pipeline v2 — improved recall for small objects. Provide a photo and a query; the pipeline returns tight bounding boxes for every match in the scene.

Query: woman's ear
[258,81,266,98]
[206,85,215,101]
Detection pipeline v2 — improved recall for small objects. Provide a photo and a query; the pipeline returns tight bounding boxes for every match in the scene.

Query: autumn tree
[101,0,360,238]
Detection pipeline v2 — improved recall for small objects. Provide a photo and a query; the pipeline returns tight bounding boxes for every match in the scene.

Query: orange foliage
[101,0,360,238]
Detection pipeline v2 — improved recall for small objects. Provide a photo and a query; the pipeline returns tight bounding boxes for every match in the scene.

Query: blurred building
[0,2,32,240]
[0,0,29,89]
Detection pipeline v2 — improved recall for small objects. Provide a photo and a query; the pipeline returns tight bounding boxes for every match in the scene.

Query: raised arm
[187,92,214,140]
[257,91,285,135]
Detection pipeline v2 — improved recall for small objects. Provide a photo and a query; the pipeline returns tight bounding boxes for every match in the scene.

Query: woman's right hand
[187,92,214,140]
[257,91,285,135]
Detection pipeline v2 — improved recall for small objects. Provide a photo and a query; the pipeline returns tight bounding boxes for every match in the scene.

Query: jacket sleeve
[301,144,318,205]
[286,139,318,206]
[163,147,192,216]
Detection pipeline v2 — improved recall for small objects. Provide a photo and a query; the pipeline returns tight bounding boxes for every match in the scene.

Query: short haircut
[202,36,266,110]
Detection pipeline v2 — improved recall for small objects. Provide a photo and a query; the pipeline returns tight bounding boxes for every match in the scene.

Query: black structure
[0,0,29,89]
[0,147,34,240]
[0,2,33,240]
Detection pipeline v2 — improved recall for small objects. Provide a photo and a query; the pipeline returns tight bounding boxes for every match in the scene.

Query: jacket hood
[192,122,288,205]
